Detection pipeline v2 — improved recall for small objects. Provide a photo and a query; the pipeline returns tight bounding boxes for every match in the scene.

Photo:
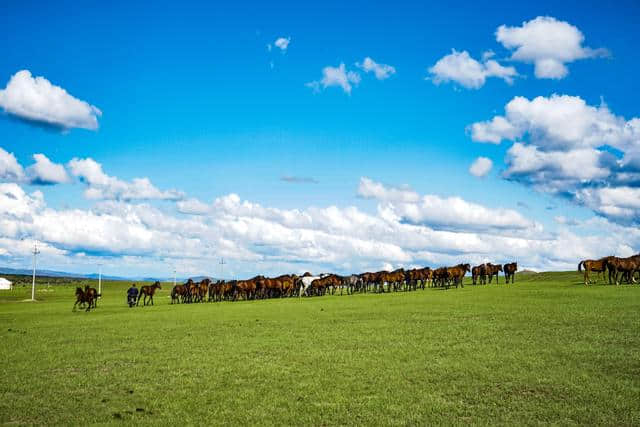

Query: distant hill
[0,266,129,281]
[0,266,219,283]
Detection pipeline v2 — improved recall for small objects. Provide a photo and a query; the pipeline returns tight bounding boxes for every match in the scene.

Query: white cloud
[469,157,493,177]
[274,37,291,51]
[358,177,420,203]
[3,177,640,277]
[496,16,608,79]
[358,177,533,231]
[0,70,102,130]
[26,154,69,185]
[428,49,517,89]
[470,95,640,151]
[356,57,396,80]
[68,157,183,201]
[177,198,211,215]
[307,63,361,94]
[469,94,640,224]
[0,147,25,182]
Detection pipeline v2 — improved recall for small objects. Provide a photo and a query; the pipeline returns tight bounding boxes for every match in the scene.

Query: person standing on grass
[127,283,139,307]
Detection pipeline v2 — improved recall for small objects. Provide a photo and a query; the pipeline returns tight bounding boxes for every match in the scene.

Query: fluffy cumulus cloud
[358,177,535,232]
[470,94,640,224]
[469,157,493,177]
[496,16,609,79]
[0,70,102,130]
[356,57,396,80]
[26,154,70,185]
[68,157,184,201]
[2,177,639,277]
[307,63,361,94]
[0,148,69,186]
[428,49,517,89]
[0,147,25,182]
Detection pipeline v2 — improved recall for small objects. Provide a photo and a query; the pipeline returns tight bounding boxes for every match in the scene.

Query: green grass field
[1,272,639,425]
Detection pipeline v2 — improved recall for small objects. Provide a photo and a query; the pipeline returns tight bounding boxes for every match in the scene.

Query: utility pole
[31,241,40,301]
[98,264,103,297]
[219,258,226,280]
[173,268,177,287]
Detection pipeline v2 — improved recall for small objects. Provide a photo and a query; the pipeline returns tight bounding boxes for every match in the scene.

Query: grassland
[0,272,639,425]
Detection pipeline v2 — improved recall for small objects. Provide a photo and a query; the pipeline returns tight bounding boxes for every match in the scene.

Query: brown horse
[137,281,161,306]
[378,269,405,292]
[432,267,449,288]
[236,276,262,300]
[485,263,502,284]
[171,284,187,304]
[73,287,92,312]
[577,257,611,285]
[446,264,470,288]
[198,279,210,302]
[504,262,517,284]
[207,281,220,302]
[471,264,486,285]
[84,285,100,309]
[605,256,640,285]
[188,281,200,303]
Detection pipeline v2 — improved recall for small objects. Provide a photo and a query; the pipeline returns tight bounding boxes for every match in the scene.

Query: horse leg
[584,269,588,285]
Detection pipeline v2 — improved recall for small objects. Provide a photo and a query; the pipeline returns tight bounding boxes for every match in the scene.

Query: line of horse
[578,254,640,285]
[168,262,519,304]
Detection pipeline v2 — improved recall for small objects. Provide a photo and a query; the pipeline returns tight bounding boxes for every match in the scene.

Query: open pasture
[1,272,639,425]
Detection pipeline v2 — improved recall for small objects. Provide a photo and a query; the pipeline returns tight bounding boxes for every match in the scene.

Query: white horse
[298,275,322,297]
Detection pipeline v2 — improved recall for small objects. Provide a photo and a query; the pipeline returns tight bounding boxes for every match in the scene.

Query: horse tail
[578,261,583,272]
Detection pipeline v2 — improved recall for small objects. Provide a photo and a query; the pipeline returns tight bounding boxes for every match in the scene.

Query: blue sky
[1,1,639,278]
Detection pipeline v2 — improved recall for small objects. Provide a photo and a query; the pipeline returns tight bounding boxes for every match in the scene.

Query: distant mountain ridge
[0,266,218,283]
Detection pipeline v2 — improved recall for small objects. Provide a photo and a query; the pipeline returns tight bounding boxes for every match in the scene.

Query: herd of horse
[69,254,640,311]
[167,262,519,304]
[578,254,640,285]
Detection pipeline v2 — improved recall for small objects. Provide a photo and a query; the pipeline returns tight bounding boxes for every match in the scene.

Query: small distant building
[0,278,12,290]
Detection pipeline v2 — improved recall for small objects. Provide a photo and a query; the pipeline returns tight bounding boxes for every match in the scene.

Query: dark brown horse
[171,284,187,304]
[137,281,161,306]
[84,285,100,309]
[504,262,517,284]
[485,263,502,284]
[605,256,640,285]
[432,267,449,288]
[73,287,91,312]
[471,264,486,285]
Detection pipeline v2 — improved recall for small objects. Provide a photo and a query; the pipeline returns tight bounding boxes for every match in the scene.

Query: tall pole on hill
[31,241,40,301]
[173,268,177,287]
[98,264,103,297]
[219,258,226,280]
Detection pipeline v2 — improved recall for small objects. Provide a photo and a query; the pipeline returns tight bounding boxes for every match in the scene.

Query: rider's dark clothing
[127,287,139,298]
